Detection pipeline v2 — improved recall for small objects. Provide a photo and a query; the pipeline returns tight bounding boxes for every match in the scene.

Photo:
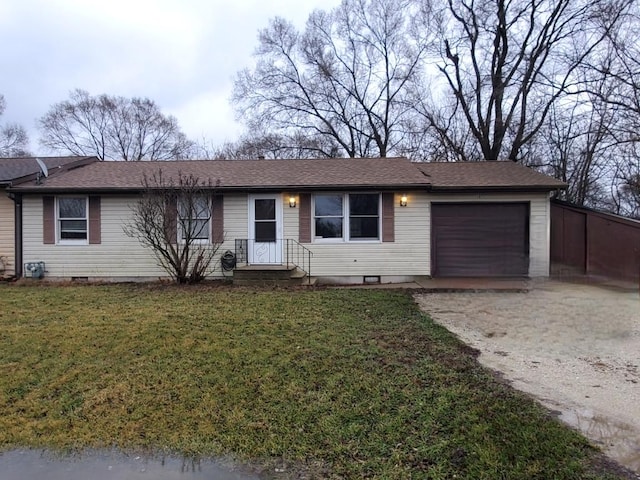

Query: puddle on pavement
[560,409,640,474]
[0,449,260,480]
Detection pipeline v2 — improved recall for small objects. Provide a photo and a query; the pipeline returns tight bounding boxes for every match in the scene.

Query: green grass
[0,284,624,479]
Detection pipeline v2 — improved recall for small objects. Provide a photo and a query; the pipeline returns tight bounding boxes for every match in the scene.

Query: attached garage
[431,203,530,277]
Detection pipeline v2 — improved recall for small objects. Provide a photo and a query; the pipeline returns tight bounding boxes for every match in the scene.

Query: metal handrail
[285,238,313,281]
[234,238,313,282]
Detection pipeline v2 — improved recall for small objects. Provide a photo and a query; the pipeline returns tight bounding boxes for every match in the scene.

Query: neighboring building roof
[0,156,98,186]
[9,157,567,193]
[416,161,567,191]
[552,198,640,225]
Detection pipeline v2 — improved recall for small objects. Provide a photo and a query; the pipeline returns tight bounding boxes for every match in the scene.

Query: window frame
[312,193,381,243]
[178,194,212,244]
[56,196,89,245]
[312,193,345,242]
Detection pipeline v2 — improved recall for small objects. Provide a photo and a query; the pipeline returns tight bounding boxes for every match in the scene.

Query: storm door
[248,195,283,264]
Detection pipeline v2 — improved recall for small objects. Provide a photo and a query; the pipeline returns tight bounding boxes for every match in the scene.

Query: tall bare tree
[611,146,640,218]
[0,95,30,157]
[416,0,632,162]
[123,171,223,283]
[203,130,343,160]
[531,11,640,214]
[531,98,617,207]
[232,0,432,158]
[585,3,640,131]
[39,89,195,161]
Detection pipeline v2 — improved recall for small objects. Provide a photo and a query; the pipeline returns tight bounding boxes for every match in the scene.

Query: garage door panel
[432,203,529,277]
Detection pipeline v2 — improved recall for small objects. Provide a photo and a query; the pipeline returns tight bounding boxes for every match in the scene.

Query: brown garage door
[432,203,529,277]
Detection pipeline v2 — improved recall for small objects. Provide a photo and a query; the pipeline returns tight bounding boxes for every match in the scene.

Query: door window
[254,199,276,242]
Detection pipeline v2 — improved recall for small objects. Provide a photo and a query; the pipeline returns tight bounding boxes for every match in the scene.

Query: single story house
[9,157,566,284]
[0,156,97,278]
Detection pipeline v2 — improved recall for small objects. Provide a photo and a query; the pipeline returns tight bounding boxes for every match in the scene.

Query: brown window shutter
[299,193,311,243]
[43,196,55,244]
[88,196,101,244]
[165,196,178,244]
[212,194,224,244]
[382,192,395,243]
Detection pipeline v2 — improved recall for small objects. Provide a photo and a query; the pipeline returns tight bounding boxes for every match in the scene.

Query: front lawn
[0,284,625,479]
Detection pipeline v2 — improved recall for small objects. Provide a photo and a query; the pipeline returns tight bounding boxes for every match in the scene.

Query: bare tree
[201,130,343,160]
[232,0,432,158]
[123,171,223,283]
[0,95,30,156]
[584,4,640,139]
[610,145,640,218]
[531,99,617,208]
[416,0,632,162]
[39,89,195,161]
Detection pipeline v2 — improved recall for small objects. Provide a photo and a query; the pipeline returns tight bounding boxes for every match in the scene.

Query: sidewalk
[334,277,531,292]
[332,275,639,294]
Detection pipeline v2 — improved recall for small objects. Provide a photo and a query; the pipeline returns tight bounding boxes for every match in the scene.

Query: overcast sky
[0,0,342,155]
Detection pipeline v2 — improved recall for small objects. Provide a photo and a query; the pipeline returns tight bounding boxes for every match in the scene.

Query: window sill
[313,238,381,244]
[179,239,212,245]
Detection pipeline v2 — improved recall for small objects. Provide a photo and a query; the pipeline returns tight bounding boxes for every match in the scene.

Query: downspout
[9,192,23,278]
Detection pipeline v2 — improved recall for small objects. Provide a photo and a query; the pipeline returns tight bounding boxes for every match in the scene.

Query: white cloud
[0,0,342,156]
[168,89,241,146]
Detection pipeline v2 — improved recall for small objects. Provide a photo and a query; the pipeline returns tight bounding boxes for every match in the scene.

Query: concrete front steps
[232,265,316,287]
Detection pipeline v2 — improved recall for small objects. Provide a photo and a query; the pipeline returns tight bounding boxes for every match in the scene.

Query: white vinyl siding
[303,192,550,280]
[22,194,248,280]
[302,192,429,280]
[0,192,15,276]
[283,193,299,240]
[20,191,551,282]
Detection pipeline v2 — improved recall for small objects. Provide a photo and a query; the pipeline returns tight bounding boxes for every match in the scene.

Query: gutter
[10,192,22,278]
[428,185,567,193]
[8,183,434,194]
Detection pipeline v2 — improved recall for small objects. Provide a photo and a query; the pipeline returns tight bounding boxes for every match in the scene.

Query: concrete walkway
[415,281,640,475]
[333,275,638,294]
[333,277,532,292]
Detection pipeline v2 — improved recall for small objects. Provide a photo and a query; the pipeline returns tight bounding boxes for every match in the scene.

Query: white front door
[248,194,283,264]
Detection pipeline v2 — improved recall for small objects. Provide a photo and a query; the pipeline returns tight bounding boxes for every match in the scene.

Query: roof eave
[9,182,433,194]
[429,184,567,193]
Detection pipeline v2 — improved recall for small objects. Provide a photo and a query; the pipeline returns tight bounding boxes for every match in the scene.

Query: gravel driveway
[414,281,640,474]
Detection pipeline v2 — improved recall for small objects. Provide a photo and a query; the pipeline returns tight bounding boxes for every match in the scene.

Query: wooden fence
[550,200,640,284]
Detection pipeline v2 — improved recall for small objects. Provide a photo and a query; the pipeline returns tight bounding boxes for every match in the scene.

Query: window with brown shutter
[44,195,102,245]
[164,196,178,244]
[43,196,55,244]
[299,193,311,243]
[381,192,395,243]
[212,195,224,244]
[89,196,101,244]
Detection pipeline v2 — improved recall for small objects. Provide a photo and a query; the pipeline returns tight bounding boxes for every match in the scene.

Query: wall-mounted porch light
[289,196,297,208]
[400,195,408,207]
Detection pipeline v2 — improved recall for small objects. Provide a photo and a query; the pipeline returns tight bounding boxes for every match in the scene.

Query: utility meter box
[24,261,45,279]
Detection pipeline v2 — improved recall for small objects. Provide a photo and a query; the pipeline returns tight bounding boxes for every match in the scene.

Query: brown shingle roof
[11,157,431,192]
[416,161,566,190]
[0,156,97,185]
[9,157,566,192]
